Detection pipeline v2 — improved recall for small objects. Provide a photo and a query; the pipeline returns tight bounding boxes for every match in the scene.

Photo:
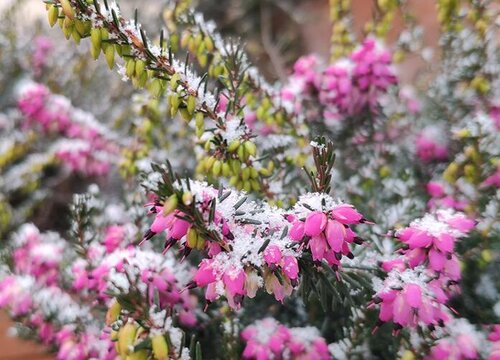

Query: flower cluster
[281,37,397,123]
[71,242,198,327]
[11,223,66,286]
[426,182,468,211]
[241,318,330,360]
[17,82,118,176]
[0,275,115,360]
[489,325,500,360]
[32,36,54,77]
[415,127,449,163]
[371,266,452,330]
[288,195,367,267]
[144,177,368,309]
[372,210,475,330]
[426,318,483,360]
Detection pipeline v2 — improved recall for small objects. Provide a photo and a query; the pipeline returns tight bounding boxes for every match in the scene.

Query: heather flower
[415,127,449,163]
[371,267,451,329]
[241,318,331,360]
[482,166,500,188]
[289,199,366,267]
[32,36,54,77]
[392,210,474,276]
[426,319,483,360]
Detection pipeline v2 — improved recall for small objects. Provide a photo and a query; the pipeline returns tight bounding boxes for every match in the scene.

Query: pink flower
[416,128,449,163]
[304,211,328,237]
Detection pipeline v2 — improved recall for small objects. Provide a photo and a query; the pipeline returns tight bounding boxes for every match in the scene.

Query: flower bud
[47,5,59,27]
[187,228,198,248]
[212,160,222,176]
[129,350,149,360]
[105,45,115,69]
[170,73,180,89]
[222,163,231,177]
[204,36,214,52]
[187,95,196,115]
[227,140,240,153]
[135,60,146,76]
[90,27,102,48]
[149,79,164,98]
[60,0,75,20]
[204,156,216,172]
[162,195,178,215]
[125,59,135,78]
[196,236,206,250]
[182,191,193,205]
[118,323,137,358]
[151,334,169,360]
[244,141,257,157]
[169,93,180,117]
[105,299,122,326]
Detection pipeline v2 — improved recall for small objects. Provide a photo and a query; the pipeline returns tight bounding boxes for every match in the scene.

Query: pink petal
[289,222,305,241]
[393,293,411,326]
[264,245,282,265]
[405,284,422,308]
[434,233,455,253]
[283,256,299,280]
[407,230,433,249]
[150,213,173,233]
[331,204,363,224]
[309,235,327,261]
[169,219,190,239]
[325,220,345,252]
[304,212,328,237]
[429,248,446,271]
[194,260,216,287]
[223,269,246,296]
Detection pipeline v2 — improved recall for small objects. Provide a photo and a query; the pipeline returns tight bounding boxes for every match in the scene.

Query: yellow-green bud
[187,95,196,115]
[242,167,250,181]
[149,79,164,98]
[182,191,193,205]
[227,140,240,153]
[229,176,238,187]
[105,45,115,69]
[129,350,148,360]
[204,156,216,172]
[60,0,75,20]
[170,73,180,89]
[250,179,260,191]
[212,160,222,176]
[243,181,252,192]
[151,334,169,360]
[244,141,257,157]
[71,30,81,44]
[230,160,241,174]
[126,59,136,78]
[180,108,191,121]
[162,195,178,215]
[118,323,137,358]
[169,93,180,117]
[237,145,246,161]
[187,228,199,248]
[135,60,146,76]
[105,299,121,326]
[204,36,214,52]
[259,168,270,177]
[196,236,206,250]
[222,163,231,177]
[90,27,102,50]
[48,5,59,27]
[250,167,258,179]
